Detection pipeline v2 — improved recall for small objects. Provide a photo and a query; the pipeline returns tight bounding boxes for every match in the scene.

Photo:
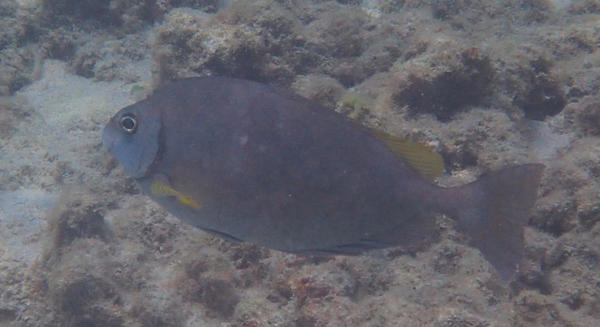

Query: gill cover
[102,100,161,178]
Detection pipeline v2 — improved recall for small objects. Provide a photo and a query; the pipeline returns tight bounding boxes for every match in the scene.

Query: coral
[0,96,30,140]
[430,0,552,26]
[40,0,155,31]
[39,0,230,32]
[40,28,78,61]
[43,189,110,256]
[579,202,600,229]
[0,47,36,96]
[196,278,239,317]
[514,59,566,120]
[50,273,124,327]
[41,0,114,25]
[0,1,39,50]
[576,99,600,135]
[530,194,577,237]
[334,38,401,86]
[393,47,494,121]
[153,2,306,85]
[0,306,17,324]
[292,74,345,109]
[69,33,150,81]
[434,310,489,327]
[153,1,397,87]
[136,211,179,253]
[513,292,572,327]
[303,6,369,58]
[530,139,600,239]
[180,249,240,318]
[440,142,479,170]
[303,5,407,87]
[567,0,600,14]
[38,237,125,326]
[431,244,464,275]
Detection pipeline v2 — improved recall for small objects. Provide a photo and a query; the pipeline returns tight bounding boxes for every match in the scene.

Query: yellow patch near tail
[371,130,444,181]
[150,180,202,209]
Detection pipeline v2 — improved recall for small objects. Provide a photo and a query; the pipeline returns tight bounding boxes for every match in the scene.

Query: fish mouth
[102,124,117,153]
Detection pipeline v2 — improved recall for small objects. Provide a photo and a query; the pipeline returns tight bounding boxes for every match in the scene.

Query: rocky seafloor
[0,0,599,326]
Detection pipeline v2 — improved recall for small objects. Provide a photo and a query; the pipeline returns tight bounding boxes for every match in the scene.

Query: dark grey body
[103,77,543,279]
[140,78,438,253]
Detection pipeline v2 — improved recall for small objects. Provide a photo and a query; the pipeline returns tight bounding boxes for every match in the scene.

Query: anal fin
[200,227,244,243]
[298,239,391,256]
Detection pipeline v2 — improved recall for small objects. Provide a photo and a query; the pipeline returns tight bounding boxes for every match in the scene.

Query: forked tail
[449,164,544,280]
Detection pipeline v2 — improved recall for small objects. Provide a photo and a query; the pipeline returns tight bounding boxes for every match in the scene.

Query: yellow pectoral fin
[177,194,202,209]
[151,180,178,197]
[150,180,203,209]
[370,130,444,181]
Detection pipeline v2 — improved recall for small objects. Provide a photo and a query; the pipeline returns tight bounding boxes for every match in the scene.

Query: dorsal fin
[371,129,444,181]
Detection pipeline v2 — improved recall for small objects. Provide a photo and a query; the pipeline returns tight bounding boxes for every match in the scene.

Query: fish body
[103,77,543,279]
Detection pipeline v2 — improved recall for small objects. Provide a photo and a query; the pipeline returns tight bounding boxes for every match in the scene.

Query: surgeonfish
[103,76,543,280]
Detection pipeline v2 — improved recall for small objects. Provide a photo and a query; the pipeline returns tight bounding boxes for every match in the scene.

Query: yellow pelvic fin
[150,180,202,209]
[371,130,444,181]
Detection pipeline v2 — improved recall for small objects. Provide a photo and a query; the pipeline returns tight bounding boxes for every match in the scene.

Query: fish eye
[119,114,137,134]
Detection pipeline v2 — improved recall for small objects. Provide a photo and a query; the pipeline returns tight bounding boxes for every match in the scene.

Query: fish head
[103,100,161,179]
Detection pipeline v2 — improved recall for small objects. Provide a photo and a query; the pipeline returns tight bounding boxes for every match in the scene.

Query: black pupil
[122,117,135,131]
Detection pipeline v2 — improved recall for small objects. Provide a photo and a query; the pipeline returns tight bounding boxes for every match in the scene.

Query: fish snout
[102,125,118,153]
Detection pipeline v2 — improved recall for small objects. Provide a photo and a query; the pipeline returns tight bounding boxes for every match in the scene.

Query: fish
[102,76,544,280]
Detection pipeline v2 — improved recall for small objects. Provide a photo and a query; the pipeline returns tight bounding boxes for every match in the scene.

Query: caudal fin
[452,164,544,280]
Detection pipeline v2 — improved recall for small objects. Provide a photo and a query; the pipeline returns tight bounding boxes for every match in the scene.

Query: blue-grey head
[102,101,161,179]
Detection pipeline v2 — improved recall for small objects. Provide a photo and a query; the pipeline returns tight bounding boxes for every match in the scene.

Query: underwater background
[1,0,599,326]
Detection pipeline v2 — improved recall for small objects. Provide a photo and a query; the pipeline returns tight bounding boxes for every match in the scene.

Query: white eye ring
[119,114,137,134]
